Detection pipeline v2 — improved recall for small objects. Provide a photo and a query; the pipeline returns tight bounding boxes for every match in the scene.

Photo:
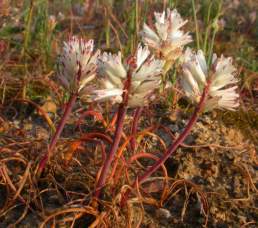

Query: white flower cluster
[141,8,192,62]
[90,45,164,107]
[58,36,100,93]
[180,48,239,111]
[57,8,239,111]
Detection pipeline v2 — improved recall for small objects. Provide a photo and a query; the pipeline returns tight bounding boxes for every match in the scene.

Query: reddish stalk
[130,107,143,151]
[94,68,133,199]
[121,81,211,205]
[94,104,127,198]
[37,94,77,175]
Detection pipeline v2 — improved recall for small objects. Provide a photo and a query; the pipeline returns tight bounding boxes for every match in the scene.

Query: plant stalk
[94,104,127,198]
[104,6,110,49]
[121,81,211,206]
[37,93,77,175]
[203,1,213,54]
[191,0,200,50]
[207,0,223,67]
[94,69,133,199]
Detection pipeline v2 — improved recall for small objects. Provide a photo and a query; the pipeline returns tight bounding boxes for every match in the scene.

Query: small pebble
[155,208,171,219]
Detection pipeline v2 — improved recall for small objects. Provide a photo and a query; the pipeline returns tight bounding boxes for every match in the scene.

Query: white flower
[208,86,239,111]
[98,52,127,86]
[180,48,239,111]
[91,88,123,103]
[93,52,125,104]
[58,36,100,93]
[135,59,164,80]
[141,8,192,62]
[210,55,238,91]
[90,45,164,107]
[135,44,150,70]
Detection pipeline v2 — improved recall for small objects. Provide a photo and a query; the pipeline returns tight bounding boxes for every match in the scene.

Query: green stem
[22,0,34,58]
[203,1,213,54]
[135,0,139,39]
[191,0,200,49]
[104,6,110,48]
[207,0,223,67]
[207,28,217,67]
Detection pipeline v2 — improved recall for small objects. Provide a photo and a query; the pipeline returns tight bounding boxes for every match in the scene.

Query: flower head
[180,48,239,111]
[141,8,192,63]
[58,36,100,93]
[129,45,164,107]
[88,45,164,107]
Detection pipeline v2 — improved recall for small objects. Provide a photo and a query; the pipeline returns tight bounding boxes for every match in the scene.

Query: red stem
[94,104,127,198]
[94,68,133,199]
[121,81,211,205]
[130,107,143,151]
[37,94,77,174]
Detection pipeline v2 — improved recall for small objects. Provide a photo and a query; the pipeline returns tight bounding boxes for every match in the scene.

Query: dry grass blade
[161,179,209,225]
[109,135,133,181]
[12,161,32,201]
[77,110,107,128]
[128,152,168,185]
[235,163,257,193]
[240,221,257,227]
[181,187,196,222]
[12,199,30,226]
[80,132,113,144]
[88,212,107,228]
[62,140,82,164]
[0,164,28,215]
[128,179,144,228]
[39,206,98,228]
[106,112,118,132]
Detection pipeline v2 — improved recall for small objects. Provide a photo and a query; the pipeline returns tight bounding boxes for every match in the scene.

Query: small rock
[155,208,172,220]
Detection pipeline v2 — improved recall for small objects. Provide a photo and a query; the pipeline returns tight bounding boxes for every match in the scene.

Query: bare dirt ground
[0,103,257,227]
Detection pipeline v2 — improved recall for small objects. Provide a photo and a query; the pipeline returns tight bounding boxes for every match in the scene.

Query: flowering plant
[58,36,99,94]
[88,45,164,107]
[38,8,240,218]
[120,48,239,204]
[141,9,192,72]
[38,36,99,175]
[181,48,239,111]
[92,45,165,197]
